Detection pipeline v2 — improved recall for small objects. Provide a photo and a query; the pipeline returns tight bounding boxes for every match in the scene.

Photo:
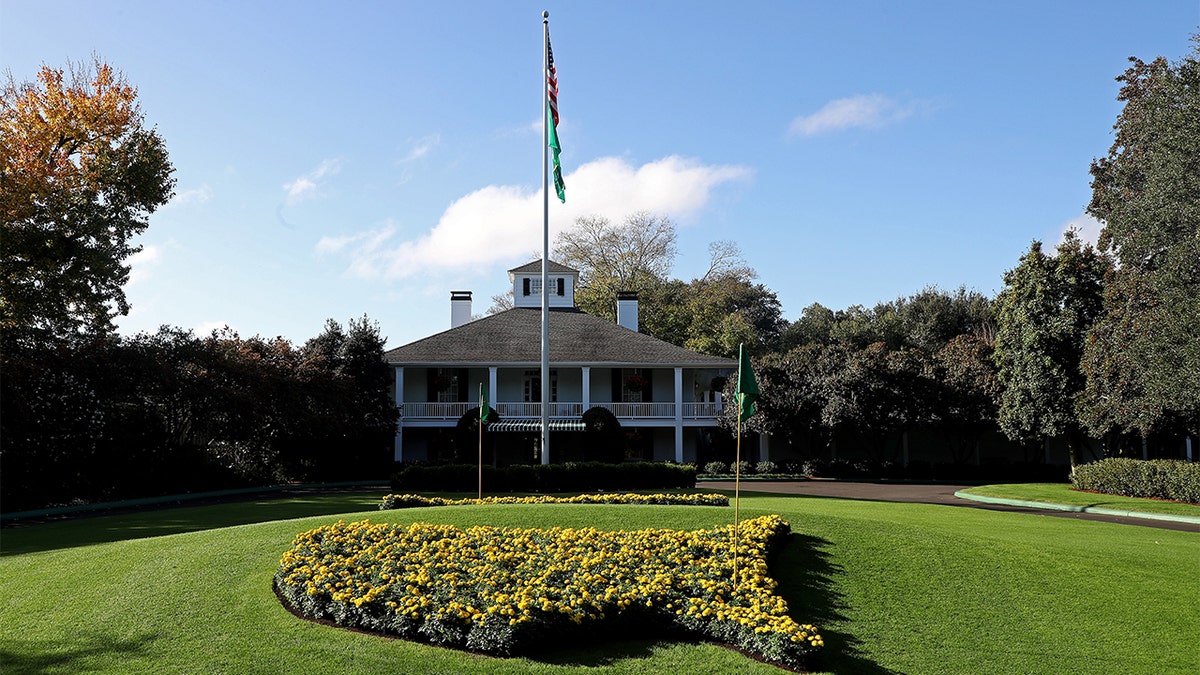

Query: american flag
[546,31,559,127]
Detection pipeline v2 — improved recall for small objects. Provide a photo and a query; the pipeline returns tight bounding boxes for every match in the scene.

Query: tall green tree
[1082,38,1200,440]
[552,211,677,322]
[993,231,1111,467]
[676,277,785,358]
[718,345,827,453]
[1,59,175,340]
[551,215,783,356]
[817,342,934,461]
[931,335,1000,464]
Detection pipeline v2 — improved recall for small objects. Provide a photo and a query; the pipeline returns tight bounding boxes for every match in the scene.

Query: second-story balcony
[399,400,723,422]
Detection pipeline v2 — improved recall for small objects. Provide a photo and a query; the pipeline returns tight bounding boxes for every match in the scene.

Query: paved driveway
[702,480,1200,532]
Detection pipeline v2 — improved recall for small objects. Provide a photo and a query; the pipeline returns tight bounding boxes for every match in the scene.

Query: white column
[759,433,769,463]
[581,366,591,412]
[393,366,404,462]
[674,367,684,463]
[488,366,498,411]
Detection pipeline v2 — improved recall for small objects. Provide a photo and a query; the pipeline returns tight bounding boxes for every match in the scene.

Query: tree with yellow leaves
[1,58,174,340]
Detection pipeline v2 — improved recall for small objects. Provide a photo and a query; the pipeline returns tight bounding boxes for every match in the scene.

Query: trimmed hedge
[379,492,729,510]
[1071,458,1200,504]
[390,461,696,493]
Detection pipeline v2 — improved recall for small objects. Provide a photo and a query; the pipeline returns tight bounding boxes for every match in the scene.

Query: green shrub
[755,461,778,475]
[733,461,753,476]
[581,407,623,463]
[703,461,728,475]
[1071,458,1200,504]
[379,492,729,510]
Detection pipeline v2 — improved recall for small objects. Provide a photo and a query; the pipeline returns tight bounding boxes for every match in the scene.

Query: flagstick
[733,404,741,587]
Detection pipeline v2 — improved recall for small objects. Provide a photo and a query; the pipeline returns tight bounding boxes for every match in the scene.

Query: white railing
[496,402,582,418]
[401,402,472,419]
[401,401,720,420]
[598,402,676,418]
[683,401,722,418]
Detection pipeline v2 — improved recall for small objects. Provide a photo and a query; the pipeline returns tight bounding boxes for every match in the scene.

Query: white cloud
[788,94,918,137]
[167,184,212,208]
[318,155,751,280]
[126,243,166,285]
[195,320,235,336]
[283,177,317,202]
[283,158,343,205]
[1056,213,1103,248]
[310,158,343,179]
[400,134,440,162]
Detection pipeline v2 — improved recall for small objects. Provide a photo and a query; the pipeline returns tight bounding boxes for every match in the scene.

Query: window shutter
[643,369,653,402]
[556,278,564,296]
[523,278,530,296]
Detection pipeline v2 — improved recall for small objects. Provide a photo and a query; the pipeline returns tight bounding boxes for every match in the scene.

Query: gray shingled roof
[384,307,735,367]
[508,259,577,274]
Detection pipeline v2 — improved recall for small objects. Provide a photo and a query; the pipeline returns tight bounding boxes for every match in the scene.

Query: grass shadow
[0,631,160,674]
[527,638,663,667]
[0,490,386,556]
[774,532,897,675]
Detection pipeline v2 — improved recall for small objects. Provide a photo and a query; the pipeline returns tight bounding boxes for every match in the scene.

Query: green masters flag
[736,343,759,423]
[548,103,565,202]
[479,383,490,423]
[546,29,565,203]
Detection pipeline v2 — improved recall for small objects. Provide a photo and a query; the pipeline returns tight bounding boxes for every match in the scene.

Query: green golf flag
[548,102,565,202]
[479,383,490,423]
[736,343,759,423]
[546,29,565,203]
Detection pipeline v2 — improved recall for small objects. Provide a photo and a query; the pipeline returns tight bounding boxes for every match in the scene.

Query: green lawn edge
[959,483,1200,519]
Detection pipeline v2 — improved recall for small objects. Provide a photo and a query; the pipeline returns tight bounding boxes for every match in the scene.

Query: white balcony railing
[496,402,583,418]
[400,400,722,421]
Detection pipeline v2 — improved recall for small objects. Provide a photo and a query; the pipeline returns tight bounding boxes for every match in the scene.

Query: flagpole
[478,396,484,501]
[540,10,551,465]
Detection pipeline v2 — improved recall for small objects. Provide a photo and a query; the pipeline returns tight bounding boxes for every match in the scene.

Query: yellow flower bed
[275,514,822,668]
[379,492,729,510]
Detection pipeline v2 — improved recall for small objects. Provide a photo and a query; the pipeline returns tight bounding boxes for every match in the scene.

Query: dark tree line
[1,318,398,511]
[720,287,1002,466]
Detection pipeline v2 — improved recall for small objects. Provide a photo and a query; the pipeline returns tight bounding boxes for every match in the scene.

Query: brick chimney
[450,291,472,328]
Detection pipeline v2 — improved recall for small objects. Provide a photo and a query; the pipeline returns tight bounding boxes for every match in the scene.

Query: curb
[0,481,389,523]
[953,491,1200,526]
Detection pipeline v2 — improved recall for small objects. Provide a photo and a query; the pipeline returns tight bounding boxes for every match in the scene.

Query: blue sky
[3,1,1197,348]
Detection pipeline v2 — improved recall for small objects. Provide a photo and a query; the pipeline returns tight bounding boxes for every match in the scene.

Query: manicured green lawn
[1,490,1196,674]
[960,483,1200,517]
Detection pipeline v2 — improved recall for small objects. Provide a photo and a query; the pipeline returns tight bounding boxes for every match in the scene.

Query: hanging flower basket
[625,375,647,392]
[432,374,453,392]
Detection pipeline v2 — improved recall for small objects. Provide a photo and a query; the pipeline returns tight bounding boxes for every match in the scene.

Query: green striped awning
[486,420,586,432]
